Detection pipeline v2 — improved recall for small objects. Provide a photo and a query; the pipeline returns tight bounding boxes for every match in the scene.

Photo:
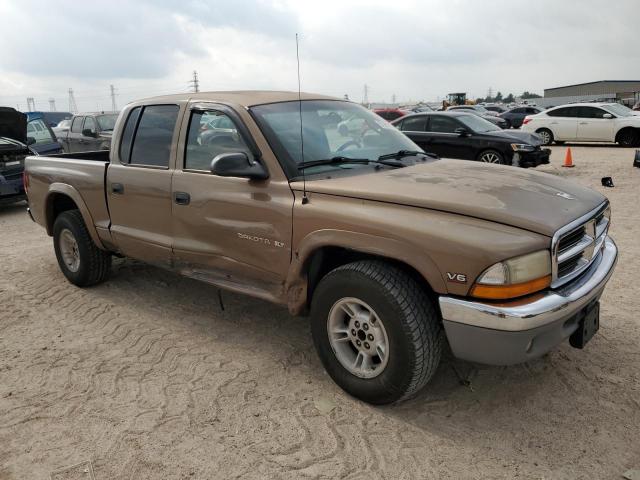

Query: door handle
[579,122,588,125]
[111,183,124,194]
[174,192,190,205]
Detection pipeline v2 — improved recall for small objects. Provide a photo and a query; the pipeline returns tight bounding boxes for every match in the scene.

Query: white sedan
[521,102,640,147]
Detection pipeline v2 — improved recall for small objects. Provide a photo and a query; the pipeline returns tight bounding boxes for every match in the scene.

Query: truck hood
[0,107,27,143]
[294,160,606,236]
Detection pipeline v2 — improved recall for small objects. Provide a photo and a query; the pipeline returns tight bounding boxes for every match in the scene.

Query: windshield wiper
[298,156,405,170]
[377,150,438,161]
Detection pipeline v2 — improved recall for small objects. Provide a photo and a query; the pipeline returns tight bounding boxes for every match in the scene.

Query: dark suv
[393,111,550,167]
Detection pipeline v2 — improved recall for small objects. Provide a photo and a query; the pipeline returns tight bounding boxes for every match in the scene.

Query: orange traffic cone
[562,147,575,168]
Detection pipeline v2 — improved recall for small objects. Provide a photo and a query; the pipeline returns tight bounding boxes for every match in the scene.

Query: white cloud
[0,0,638,111]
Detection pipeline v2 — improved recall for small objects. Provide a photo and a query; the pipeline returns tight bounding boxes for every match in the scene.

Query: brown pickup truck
[25,91,618,404]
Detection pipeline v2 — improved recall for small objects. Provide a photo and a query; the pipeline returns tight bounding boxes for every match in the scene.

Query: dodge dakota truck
[25,92,618,404]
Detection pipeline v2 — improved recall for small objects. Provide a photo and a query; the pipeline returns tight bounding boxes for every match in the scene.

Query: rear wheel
[478,149,505,164]
[310,260,443,404]
[53,210,111,287]
[536,128,554,146]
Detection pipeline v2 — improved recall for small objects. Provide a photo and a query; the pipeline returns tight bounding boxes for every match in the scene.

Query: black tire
[536,128,554,146]
[617,128,639,147]
[477,149,506,164]
[310,260,443,404]
[53,210,111,287]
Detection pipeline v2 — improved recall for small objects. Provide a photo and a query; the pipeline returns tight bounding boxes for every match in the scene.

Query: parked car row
[521,103,640,147]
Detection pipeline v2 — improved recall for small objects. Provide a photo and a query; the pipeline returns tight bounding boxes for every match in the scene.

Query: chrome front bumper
[438,236,617,365]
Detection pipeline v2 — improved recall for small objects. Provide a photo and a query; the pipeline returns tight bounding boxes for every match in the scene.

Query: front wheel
[310,260,443,404]
[53,210,111,287]
[478,149,505,164]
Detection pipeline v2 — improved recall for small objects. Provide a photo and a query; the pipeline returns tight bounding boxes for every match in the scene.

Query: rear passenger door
[106,104,182,265]
[546,107,578,140]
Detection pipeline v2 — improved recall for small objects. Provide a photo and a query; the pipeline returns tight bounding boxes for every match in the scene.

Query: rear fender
[45,183,105,249]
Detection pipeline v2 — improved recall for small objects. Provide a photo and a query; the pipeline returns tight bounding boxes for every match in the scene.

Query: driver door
[170,104,294,298]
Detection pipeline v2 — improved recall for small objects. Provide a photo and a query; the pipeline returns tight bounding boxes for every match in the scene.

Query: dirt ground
[1,145,639,480]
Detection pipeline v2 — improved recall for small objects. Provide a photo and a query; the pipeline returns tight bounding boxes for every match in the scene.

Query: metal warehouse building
[541,80,640,108]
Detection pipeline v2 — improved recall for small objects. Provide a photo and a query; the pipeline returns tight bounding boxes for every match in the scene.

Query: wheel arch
[615,126,640,144]
[45,184,105,249]
[285,230,446,316]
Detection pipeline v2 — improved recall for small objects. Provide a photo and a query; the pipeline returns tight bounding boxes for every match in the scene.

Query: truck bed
[25,153,112,235]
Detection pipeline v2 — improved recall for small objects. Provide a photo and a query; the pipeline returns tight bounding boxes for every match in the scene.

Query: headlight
[511,143,535,152]
[470,250,551,300]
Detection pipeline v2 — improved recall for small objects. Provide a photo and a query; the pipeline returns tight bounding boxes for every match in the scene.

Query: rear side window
[547,107,579,118]
[118,107,142,164]
[400,116,427,132]
[71,117,84,133]
[127,105,179,167]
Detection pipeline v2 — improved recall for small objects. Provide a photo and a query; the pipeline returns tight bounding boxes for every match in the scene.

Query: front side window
[83,116,96,134]
[250,100,418,177]
[128,105,179,167]
[577,107,608,119]
[427,115,460,133]
[184,110,251,171]
[71,116,84,133]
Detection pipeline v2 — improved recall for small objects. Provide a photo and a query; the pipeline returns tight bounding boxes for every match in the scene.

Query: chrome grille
[551,202,610,288]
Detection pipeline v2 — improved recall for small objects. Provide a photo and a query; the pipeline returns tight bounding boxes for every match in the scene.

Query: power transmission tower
[110,84,117,111]
[49,98,56,111]
[68,88,77,113]
[391,93,397,104]
[189,70,200,93]
[26,97,36,112]
[363,84,369,106]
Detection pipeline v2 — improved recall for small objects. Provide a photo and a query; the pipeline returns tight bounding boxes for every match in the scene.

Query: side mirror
[455,127,470,137]
[26,137,36,146]
[602,113,613,119]
[82,128,97,137]
[210,152,268,180]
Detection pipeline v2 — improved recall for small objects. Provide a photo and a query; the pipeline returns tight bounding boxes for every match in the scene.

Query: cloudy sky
[0,0,638,112]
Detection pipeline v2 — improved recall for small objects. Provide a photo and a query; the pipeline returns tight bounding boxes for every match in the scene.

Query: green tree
[495,91,503,102]
[504,93,515,103]
[522,91,542,99]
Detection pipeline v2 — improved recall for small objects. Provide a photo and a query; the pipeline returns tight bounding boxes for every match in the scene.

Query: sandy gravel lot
[1,145,639,479]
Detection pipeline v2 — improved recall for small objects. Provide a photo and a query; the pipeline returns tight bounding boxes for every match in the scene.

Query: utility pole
[26,97,36,112]
[363,84,369,107]
[189,70,200,93]
[110,84,117,111]
[68,88,77,113]
[49,98,56,111]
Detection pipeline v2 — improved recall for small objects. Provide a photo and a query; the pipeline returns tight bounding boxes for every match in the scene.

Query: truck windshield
[457,114,501,133]
[96,114,119,131]
[250,100,420,176]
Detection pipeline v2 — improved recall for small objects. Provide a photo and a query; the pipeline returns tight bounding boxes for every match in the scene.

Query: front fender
[284,229,446,315]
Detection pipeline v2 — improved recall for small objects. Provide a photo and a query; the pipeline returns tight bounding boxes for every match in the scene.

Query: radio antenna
[296,33,309,205]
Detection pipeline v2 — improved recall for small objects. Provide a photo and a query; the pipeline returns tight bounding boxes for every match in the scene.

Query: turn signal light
[470,275,551,300]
